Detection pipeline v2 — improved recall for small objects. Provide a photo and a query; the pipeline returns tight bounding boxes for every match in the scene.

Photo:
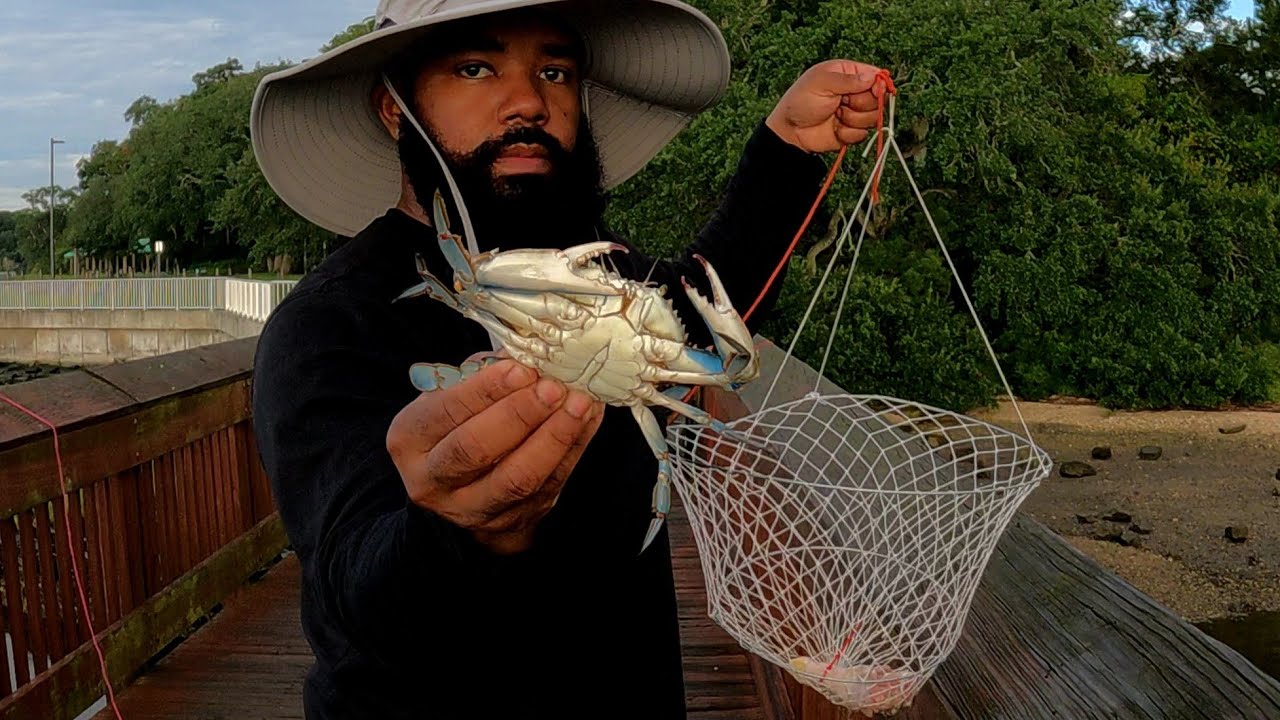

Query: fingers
[820,68,881,97]
[546,401,605,492]
[837,105,883,130]
[423,376,570,489]
[841,91,880,113]
[402,359,535,450]
[835,125,871,146]
[466,401,605,540]
[455,390,602,514]
[823,59,885,80]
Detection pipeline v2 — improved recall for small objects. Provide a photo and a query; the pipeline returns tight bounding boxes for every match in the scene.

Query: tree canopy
[4,0,1275,410]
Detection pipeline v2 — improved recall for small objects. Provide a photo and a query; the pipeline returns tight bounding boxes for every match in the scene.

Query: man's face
[384,11,607,250]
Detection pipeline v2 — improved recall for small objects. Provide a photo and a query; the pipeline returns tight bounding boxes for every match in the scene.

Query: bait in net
[666,87,1054,716]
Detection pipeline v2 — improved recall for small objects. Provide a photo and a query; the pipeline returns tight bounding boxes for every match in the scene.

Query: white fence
[0,278,299,323]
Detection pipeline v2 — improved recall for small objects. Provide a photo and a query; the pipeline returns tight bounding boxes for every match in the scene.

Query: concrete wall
[0,309,264,365]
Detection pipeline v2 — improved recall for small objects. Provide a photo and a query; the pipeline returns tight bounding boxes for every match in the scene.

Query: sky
[0,0,1262,212]
[0,0,369,211]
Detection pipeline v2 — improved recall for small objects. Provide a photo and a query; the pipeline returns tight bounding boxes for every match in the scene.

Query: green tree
[13,187,75,272]
[0,211,19,269]
[323,17,376,51]
[609,0,1279,410]
[124,96,159,127]
[63,140,134,261]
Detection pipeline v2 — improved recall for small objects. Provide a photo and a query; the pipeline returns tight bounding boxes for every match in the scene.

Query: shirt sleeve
[614,119,831,345]
[251,291,526,665]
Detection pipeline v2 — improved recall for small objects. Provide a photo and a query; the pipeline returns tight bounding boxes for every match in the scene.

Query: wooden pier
[0,338,1277,719]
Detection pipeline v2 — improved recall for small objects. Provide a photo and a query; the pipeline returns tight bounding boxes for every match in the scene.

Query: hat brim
[250,0,730,238]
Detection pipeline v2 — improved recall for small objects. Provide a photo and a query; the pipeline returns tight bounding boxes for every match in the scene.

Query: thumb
[820,69,880,96]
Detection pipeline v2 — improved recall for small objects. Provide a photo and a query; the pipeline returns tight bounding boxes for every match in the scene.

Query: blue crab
[398,190,761,553]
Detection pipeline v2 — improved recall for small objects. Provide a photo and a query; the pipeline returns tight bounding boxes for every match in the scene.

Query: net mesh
[667,394,1052,715]
[663,91,1054,716]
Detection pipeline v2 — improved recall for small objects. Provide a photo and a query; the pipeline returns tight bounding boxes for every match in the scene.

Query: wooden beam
[0,338,256,449]
[0,514,287,720]
[0,379,252,519]
[84,337,257,405]
[923,515,1280,719]
[0,372,133,448]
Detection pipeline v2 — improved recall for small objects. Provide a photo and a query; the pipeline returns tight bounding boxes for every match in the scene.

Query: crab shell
[446,239,759,404]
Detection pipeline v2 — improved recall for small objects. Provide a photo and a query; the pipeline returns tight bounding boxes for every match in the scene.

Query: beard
[397,111,607,252]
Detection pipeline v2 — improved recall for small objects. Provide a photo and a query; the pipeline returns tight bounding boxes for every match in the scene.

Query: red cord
[684,70,897,407]
[741,142,849,325]
[822,621,862,679]
[0,392,124,720]
[869,70,897,207]
[743,68,896,325]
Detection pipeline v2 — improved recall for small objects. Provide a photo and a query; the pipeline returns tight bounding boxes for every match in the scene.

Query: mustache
[470,126,570,167]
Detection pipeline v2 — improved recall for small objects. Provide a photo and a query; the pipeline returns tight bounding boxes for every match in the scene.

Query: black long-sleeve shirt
[251,120,828,720]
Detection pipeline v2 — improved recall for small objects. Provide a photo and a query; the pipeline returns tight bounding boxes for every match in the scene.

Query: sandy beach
[972,399,1280,624]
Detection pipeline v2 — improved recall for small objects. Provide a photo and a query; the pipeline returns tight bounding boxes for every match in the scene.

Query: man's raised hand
[766,59,890,154]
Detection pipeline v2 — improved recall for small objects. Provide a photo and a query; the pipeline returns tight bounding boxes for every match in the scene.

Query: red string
[0,392,124,720]
[743,68,897,325]
[869,70,897,207]
[682,70,897,407]
[822,621,863,679]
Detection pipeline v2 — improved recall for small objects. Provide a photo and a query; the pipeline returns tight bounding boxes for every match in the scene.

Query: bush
[607,0,1280,410]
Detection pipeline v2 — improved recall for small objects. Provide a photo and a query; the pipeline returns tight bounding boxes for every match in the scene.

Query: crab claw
[681,254,758,383]
[473,242,629,295]
[432,190,476,286]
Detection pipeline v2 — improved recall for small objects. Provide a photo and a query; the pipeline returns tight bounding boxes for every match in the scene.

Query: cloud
[0,187,32,212]
[0,0,367,197]
[0,92,82,110]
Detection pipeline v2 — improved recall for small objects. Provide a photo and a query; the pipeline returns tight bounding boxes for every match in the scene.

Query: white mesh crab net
[665,93,1054,716]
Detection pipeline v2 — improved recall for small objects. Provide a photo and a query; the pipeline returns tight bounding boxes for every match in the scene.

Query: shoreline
[972,399,1280,624]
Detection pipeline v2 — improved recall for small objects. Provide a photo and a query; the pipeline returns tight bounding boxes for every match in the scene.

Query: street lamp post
[49,138,64,276]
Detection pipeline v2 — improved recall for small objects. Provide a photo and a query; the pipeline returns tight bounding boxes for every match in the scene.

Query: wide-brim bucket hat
[250,0,731,238]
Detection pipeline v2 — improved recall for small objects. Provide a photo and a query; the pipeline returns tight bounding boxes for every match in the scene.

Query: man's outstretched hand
[387,359,604,555]
[766,59,891,154]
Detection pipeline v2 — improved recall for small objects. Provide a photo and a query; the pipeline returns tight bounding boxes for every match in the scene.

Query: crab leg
[631,403,672,554]
[638,366,738,388]
[470,293,571,345]
[636,384,775,453]
[396,255,460,307]
[409,353,506,392]
[432,191,475,285]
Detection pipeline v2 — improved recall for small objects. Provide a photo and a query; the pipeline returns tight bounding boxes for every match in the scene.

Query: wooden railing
[0,336,285,720]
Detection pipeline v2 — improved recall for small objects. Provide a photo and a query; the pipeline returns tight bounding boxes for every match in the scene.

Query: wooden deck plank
[669,496,777,718]
[87,496,772,719]
[92,553,307,720]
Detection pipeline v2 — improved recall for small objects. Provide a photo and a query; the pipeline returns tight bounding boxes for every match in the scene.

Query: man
[249,0,887,717]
